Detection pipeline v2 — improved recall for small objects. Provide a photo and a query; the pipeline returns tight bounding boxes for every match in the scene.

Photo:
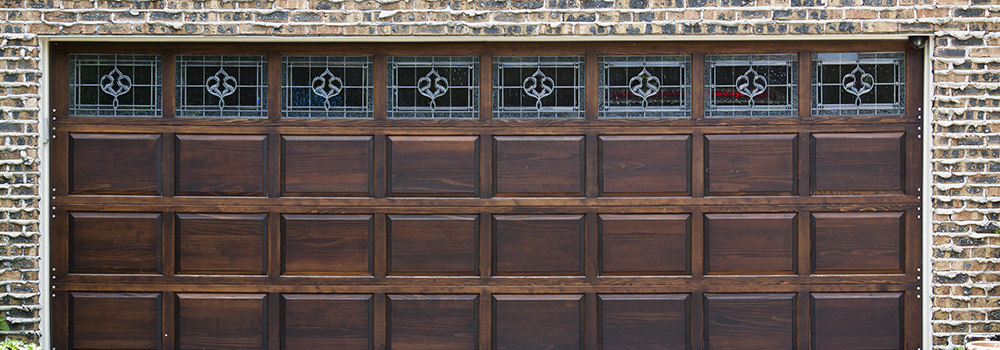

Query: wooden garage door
[50,41,922,350]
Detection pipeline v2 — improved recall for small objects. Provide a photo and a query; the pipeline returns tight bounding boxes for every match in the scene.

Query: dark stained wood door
[50,41,922,350]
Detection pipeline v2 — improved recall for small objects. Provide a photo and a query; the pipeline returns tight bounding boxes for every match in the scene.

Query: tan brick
[953,310,987,320]
[844,9,877,19]
[880,9,915,19]
[917,7,950,18]
[971,47,1000,57]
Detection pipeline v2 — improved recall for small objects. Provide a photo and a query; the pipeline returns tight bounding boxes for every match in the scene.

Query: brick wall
[0,0,996,347]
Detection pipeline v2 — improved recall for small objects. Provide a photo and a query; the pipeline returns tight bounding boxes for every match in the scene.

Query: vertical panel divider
[585,53,598,120]
[690,209,705,278]
[267,292,280,350]
[906,208,920,281]
[52,210,68,279]
[374,55,387,120]
[162,133,175,198]
[691,131,705,199]
[585,212,598,280]
[905,48,922,117]
[797,131,809,197]
[907,124,921,196]
[52,292,68,350]
[162,52,176,118]
[905,288,920,350]
[690,291,704,350]
[480,132,492,200]
[268,212,281,280]
[479,290,491,350]
[480,54,493,120]
[268,132,280,198]
[798,51,810,119]
[268,53,281,120]
[374,213,387,279]
[797,291,809,350]
[163,290,176,350]
[691,53,705,120]
[163,211,176,278]
[374,133,387,199]
[51,130,68,203]
[480,212,491,279]
[374,292,387,350]
[585,293,597,350]
[585,133,598,199]
[797,210,811,277]
[50,46,70,118]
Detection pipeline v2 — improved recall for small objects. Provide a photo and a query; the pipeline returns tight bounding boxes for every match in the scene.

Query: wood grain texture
[599,294,689,350]
[388,294,478,350]
[493,294,583,350]
[70,133,161,195]
[388,136,479,196]
[283,294,373,350]
[705,213,796,274]
[70,212,161,273]
[176,213,267,275]
[812,132,904,194]
[493,215,584,276]
[71,292,161,350]
[176,293,267,350]
[705,134,797,195]
[281,214,373,276]
[599,135,690,196]
[494,136,584,197]
[705,293,796,350]
[175,134,268,196]
[812,292,902,350]
[388,215,478,276]
[282,135,373,196]
[599,214,690,275]
[812,212,904,273]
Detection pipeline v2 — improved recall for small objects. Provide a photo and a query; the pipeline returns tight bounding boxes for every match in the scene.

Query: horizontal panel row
[68,211,906,276]
[68,132,907,197]
[69,291,904,350]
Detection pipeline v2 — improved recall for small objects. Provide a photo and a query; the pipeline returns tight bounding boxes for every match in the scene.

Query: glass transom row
[69,53,905,118]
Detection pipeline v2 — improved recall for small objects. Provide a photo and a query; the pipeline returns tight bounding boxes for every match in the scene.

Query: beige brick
[844,9,878,19]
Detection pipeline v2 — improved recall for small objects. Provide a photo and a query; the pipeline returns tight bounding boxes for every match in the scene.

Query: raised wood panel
[70,212,161,274]
[177,293,267,350]
[282,135,373,196]
[283,294,372,350]
[812,133,904,194]
[70,133,161,195]
[705,134,797,195]
[493,294,583,350]
[175,134,267,196]
[388,294,478,350]
[599,214,690,275]
[599,135,690,196]
[705,293,796,350]
[388,136,479,196]
[812,293,902,350]
[71,292,160,350]
[494,136,584,197]
[388,215,478,276]
[599,294,689,350]
[176,213,267,275]
[282,214,373,276]
[493,215,584,276]
[812,212,904,274]
[705,213,796,274]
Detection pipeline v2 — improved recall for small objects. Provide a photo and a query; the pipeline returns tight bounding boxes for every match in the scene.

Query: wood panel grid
[51,41,922,350]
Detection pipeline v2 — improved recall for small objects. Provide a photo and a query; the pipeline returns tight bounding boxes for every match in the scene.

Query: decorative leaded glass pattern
[812,52,905,116]
[599,55,691,118]
[387,56,479,119]
[705,54,798,117]
[493,56,585,119]
[176,55,267,118]
[281,56,373,118]
[69,54,161,116]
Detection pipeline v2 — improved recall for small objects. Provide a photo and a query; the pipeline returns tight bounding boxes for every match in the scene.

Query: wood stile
[52,41,921,350]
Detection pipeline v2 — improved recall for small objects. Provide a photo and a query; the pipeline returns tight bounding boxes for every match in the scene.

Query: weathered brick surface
[0,0,996,346]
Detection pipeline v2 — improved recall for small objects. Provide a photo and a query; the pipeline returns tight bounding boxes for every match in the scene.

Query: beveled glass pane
[69,54,162,117]
[176,55,267,118]
[282,56,373,118]
[387,56,479,119]
[493,56,584,119]
[812,52,905,116]
[599,55,691,118]
[705,54,798,117]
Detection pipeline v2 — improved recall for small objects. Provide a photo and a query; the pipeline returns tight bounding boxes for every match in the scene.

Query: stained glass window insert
[176,55,267,118]
[812,52,905,116]
[282,56,373,118]
[599,55,690,118]
[705,54,798,117]
[493,56,585,119]
[387,56,479,119]
[69,54,161,117]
